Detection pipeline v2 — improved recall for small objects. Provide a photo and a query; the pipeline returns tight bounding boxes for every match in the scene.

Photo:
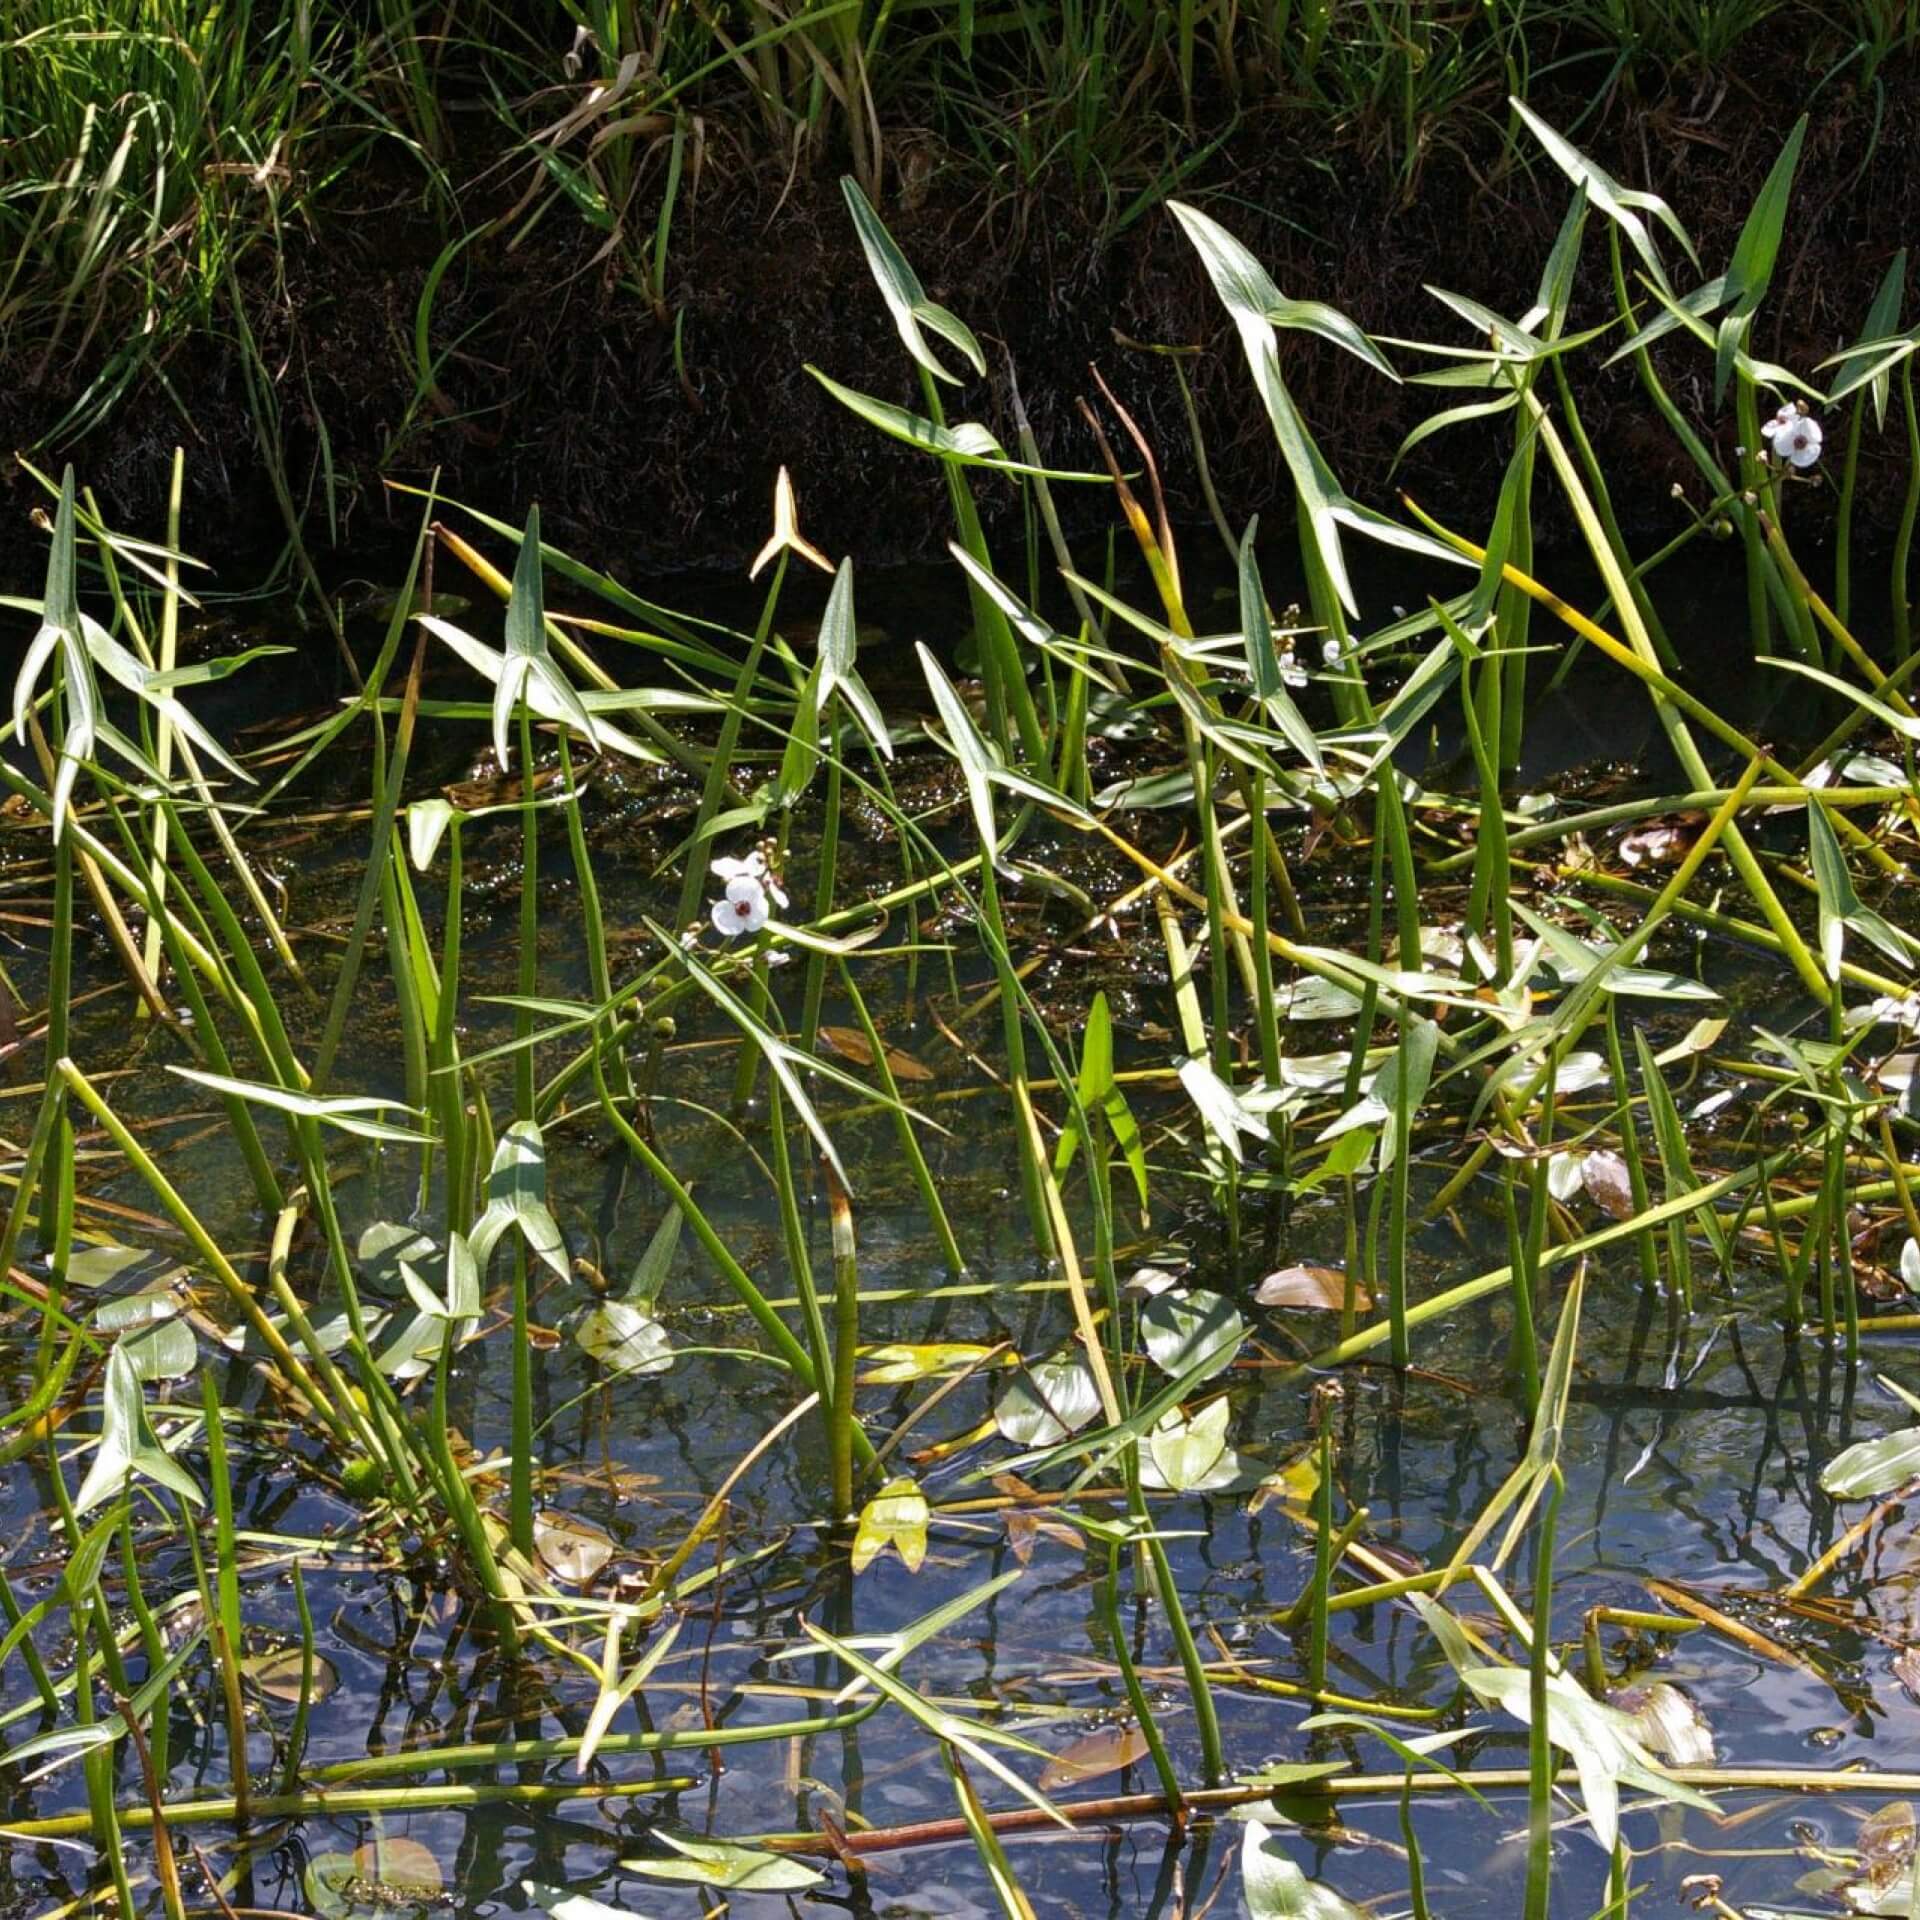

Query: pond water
[4,533,1918,1920]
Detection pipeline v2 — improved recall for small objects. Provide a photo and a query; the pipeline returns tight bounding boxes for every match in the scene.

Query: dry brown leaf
[1256,1265,1372,1313]
[1038,1723,1152,1792]
[1581,1149,1637,1220]
[817,1025,934,1083]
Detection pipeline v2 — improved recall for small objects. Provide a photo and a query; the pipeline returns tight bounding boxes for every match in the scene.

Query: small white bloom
[1777,414,1823,469]
[711,846,788,908]
[1280,651,1308,689]
[1321,637,1344,666]
[711,874,770,937]
[1759,404,1797,443]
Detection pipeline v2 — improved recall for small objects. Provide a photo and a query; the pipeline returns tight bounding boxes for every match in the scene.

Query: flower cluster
[709,846,788,938]
[1761,403,1823,470]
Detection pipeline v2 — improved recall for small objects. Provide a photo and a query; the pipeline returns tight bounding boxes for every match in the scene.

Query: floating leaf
[859,1341,996,1384]
[1241,1820,1366,1919]
[523,1883,655,1920]
[1038,1723,1151,1792]
[307,1838,446,1920]
[535,1511,616,1586]
[575,1302,673,1376]
[1612,1681,1714,1766]
[624,1833,823,1892]
[1256,1266,1371,1313]
[995,1357,1103,1447]
[1143,1398,1240,1493]
[1823,1425,1920,1499]
[1140,1288,1244,1382]
[1581,1149,1637,1220]
[121,1317,195,1382]
[243,1646,338,1705]
[851,1476,930,1574]
[818,1025,934,1083]
[1846,1801,1919,1914]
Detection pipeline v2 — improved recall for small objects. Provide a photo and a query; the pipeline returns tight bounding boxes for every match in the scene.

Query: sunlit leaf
[1038,1723,1151,1792]
[625,1833,823,1892]
[851,1476,930,1573]
[575,1301,674,1376]
[1140,1287,1244,1382]
[1241,1820,1365,1919]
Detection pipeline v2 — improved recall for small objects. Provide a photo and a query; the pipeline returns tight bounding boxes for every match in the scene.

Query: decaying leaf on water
[307,1836,446,1919]
[1580,1149,1637,1219]
[1609,1680,1715,1765]
[242,1645,339,1705]
[1618,814,1704,867]
[534,1510,616,1586]
[574,1302,674,1376]
[817,1024,935,1082]
[1837,1800,1918,1915]
[1256,1265,1372,1313]
[1894,1646,1920,1703]
[1038,1721,1152,1790]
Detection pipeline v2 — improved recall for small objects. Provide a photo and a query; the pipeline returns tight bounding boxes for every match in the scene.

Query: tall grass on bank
[6,0,1916,486]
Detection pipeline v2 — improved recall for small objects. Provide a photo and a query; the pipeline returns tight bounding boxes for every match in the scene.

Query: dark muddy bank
[9,40,1920,585]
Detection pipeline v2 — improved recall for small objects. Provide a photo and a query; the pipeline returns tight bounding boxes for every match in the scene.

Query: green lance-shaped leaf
[1826,250,1908,418]
[496,503,598,771]
[914,642,1085,839]
[1807,795,1914,980]
[14,467,99,839]
[73,1343,204,1515]
[469,1120,569,1279]
[167,1067,431,1144]
[812,554,893,761]
[800,1617,1070,1828]
[652,921,924,1191]
[416,615,654,762]
[841,176,985,384]
[1238,517,1323,774]
[1712,114,1808,404]
[1509,98,1698,288]
[1171,200,1399,617]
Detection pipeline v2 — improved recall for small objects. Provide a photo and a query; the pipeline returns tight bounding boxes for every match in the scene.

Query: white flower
[1280,650,1308,689]
[711,875,770,937]
[711,848,788,909]
[1759,403,1797,443]
[1777,415,1823,469]
[1321,637,1344,666]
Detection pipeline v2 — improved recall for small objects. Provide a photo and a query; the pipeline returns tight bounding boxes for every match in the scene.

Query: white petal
[725,875,766,907]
